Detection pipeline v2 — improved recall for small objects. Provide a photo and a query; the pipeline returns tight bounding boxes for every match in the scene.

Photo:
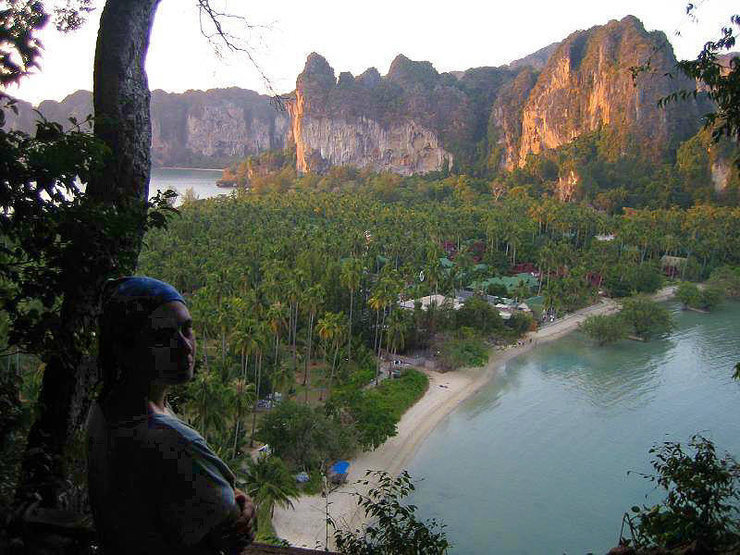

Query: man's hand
[202,488,257,553]
[233,488,256,544]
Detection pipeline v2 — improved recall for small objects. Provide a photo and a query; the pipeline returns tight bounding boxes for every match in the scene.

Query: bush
[439,333,489,370]
[257,401,356,469]
[699,285,723,310]
[579,313,628,346]
[626,435,740,552]
[676,281,701,308]
[455,295,503,333]
[508,311,535,335]
[333,470,449,554]
[708,266,740,298]
[604,263,663,298]
[346,369,429,450]
[676,282,723,310]
[620,296,673,340]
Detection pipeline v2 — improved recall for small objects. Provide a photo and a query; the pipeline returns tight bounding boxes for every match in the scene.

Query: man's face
[144,301,196,384]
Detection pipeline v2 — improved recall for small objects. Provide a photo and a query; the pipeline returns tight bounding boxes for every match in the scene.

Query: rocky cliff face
[3,88,289,168]
[290,16,707,175]
[288,53,472,174]
[151,88,290,167]
[2,16,718,177]
[510,16,703,168]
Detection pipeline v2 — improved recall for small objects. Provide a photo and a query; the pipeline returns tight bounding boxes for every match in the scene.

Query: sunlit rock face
[512,16,704,168]
[289,53,456,174]
[2,15,721,177]
[289,52,519,174]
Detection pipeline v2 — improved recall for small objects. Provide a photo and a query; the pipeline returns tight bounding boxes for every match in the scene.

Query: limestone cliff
[3,88,289,168]
[511,16,704,168]
[288,53,523,174]
[150,88,290,167]
[2,15,722,179]
[289,53,461,174]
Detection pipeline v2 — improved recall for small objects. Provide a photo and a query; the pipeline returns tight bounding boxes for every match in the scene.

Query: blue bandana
[106,276,186,306]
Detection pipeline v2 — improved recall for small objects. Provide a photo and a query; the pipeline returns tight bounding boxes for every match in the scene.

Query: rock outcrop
[150,88,290,167]
[2,16,722,177]
[511,16,704,168]
[288,53,468,175]
[3,88,289,168]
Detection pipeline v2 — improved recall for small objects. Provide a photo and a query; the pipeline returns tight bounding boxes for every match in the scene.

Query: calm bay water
[408,301,740,554]
[149,167,230,204]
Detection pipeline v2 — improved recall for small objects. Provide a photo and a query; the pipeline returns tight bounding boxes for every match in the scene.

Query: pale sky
[6,0,735,105]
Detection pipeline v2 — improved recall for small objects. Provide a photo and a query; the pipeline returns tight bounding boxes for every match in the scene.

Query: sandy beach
[272,288,676,549]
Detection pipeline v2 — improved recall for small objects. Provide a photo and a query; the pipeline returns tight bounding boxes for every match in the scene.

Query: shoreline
[153,166,225,172]
[272,287,676,549]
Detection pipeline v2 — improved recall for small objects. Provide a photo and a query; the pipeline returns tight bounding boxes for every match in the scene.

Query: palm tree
[189,286,217,373]
[386,309,409,358]
[301,284,325,402]
[230,378,256,459]
[230,316,258,382]
[250,320,271,447]
[368,274,401,385]
[187,368,228,444]
[241,456,299,518]
[316,311,346,400]
[340,258,362,361]
[266,301,289,375]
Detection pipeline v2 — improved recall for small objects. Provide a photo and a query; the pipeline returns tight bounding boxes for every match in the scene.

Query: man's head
[99,277,196,395]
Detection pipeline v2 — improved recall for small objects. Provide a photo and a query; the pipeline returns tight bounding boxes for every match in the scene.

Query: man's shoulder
[145,411,205,458]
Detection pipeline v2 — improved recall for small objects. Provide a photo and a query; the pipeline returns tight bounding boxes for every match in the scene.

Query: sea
[408,301,740,554]
[149,167,230,205]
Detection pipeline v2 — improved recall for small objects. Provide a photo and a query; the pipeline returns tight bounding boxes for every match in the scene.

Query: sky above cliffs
[7,0,734,105]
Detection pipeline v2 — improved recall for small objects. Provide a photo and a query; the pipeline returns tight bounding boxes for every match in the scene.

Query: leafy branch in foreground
[333,470,449,554]
[622,435,740,552]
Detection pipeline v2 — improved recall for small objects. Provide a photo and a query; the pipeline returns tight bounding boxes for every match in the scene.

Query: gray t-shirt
[87,402,239,554]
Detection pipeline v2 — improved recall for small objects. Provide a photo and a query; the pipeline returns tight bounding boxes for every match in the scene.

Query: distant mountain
[508,42,560,71]
[3,88,289,168]
[2,16,725,182]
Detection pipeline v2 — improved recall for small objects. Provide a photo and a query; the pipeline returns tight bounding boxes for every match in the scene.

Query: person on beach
[87,276,255,554]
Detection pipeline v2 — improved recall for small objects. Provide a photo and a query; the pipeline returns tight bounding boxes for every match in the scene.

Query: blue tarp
[331,460,350,475]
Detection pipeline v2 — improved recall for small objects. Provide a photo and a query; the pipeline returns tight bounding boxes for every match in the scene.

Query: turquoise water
[408,302,740,554]
[150,167,229,204]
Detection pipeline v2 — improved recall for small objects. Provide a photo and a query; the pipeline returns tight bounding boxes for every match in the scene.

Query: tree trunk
[15,0,161,509]
[292,302,299,373]
[303,313,314,401]
[375,309,387,386]
[347,290,354,361]
[250,351,263,446]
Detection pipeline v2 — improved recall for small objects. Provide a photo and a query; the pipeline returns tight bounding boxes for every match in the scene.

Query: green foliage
[699,285,723,311]
[455,295,503,333]
[676,281,701,308]
[256,400,355,469]
[670,15,740,150]
[707,266,740,299]
[0,1,47,86]
[343,369,428,450]
[333,470,449,554]
[239,455,299,517]
[603,262,663,298]
[627,435,740,552]
[620,296,673,340]
[676,282,723,311]
[507,311,535,335]
[439,331,489,370]
[579,313,627,346]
